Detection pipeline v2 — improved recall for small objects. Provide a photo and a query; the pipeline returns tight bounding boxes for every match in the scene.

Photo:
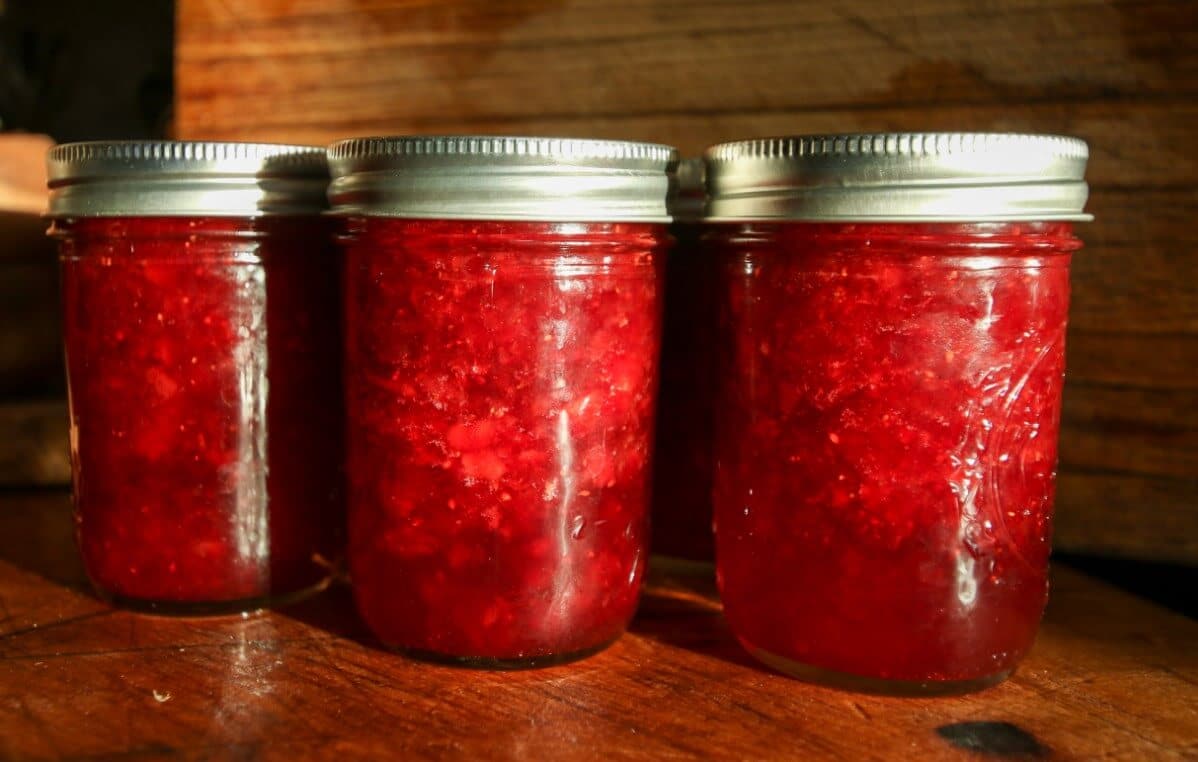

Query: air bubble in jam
[343,218,664,664]
[713,222,1077,686]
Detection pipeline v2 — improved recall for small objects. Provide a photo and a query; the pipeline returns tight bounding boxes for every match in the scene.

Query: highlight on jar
[703,133,1091,694]
[45,141,345,615]
[328,136,676,667]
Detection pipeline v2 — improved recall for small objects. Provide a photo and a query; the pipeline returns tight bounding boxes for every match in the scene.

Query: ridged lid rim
[704,132,1092,222]
[705,132,1089,163]
[327,135,678,222]
[328,135,676,165]
[47,140,329,175]
[46,140,329,218]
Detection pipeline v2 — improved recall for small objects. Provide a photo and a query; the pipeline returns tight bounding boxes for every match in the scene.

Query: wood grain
[1056,471,1198,563]
[176,0,1197,134]
[179,98,1198,189]
[0,492,1194,760]
[171,0,1198,564]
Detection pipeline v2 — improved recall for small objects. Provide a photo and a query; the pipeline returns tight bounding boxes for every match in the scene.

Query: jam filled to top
[343,218,663,662]
[58,216,343,608]
[713,222,1077,684]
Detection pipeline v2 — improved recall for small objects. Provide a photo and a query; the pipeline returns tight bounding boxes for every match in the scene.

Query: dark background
[0,0,172,140]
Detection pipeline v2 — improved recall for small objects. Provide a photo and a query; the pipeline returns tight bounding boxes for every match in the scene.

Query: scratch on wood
[0,610,111,641]
[850,702,872,721]
[836,9,917,58]
[0,634,333,662]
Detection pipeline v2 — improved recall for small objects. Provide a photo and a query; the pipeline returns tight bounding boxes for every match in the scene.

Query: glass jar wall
[329,136,675,666]
[47,142,343,614]
[712,220,1077,690]
[704,134,1091,692]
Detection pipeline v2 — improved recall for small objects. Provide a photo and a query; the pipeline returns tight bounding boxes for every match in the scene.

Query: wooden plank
[0,492,1194,759]
[1067,333,1198,391]
[1056,471,1198,563]
[176,0,1198,136]
[178,0,1150,29]
[1060,384,1196,480]
[176,98,1198,189]
[1069,189,1198,336]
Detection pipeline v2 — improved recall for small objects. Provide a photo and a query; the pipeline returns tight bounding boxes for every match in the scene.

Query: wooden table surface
[0,492,1194,760]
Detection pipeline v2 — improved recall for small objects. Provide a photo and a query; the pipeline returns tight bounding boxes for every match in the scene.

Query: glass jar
[652,158,718,563]
[329,136,675,667]
[706,134,1091,693]
[47,142,343,614]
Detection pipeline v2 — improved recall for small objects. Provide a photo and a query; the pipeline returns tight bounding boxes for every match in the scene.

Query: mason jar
[706,133,1090,693]
[329,136,675,666]
[47,141,344,614]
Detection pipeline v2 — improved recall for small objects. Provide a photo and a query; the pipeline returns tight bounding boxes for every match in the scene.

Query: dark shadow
[0,0,174,141]
[274,556,774,678]
[276,580,612,674]
[1055,552,1197,620]
[629,558,772,675]
[0,488,91,593]
[274,579,374,643]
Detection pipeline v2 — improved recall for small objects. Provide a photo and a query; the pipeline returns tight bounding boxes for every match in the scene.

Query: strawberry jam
[330,135,675,666]
[705,133,1090,692]
[54,216,343,612]
[342,218,665,664]
[713,222,1078,690]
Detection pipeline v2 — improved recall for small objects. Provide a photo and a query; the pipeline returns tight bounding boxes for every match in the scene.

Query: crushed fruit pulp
[342,218,664,662]
[713,222,1078,684]
[58,217,344,608]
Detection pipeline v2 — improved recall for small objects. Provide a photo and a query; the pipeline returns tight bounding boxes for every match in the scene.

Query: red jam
[712,222,1078,687]
[57,217,343,611]
[342,218,664,664]
[652,220,719,561]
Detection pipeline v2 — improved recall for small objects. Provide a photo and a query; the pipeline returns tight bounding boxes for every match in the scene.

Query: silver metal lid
[327,136,678,222]
[705,133,1092,222]
[46,141,329,217]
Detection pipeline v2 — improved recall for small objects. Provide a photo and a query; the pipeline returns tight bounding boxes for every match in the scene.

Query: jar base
[96,577,331,617]
[748,646,1011,696]
[393,636,619,670]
